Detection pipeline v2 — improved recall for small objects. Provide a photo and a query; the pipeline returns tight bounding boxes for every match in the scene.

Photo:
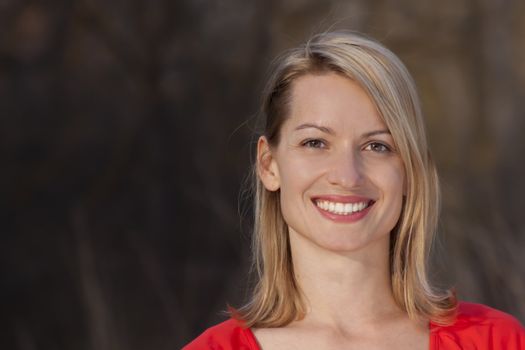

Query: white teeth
[315,200,370,215]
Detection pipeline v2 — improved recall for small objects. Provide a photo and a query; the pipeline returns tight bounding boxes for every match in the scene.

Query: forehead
[285,72,385,132]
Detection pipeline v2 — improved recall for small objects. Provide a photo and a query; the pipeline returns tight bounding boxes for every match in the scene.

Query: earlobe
[257,136,280,191]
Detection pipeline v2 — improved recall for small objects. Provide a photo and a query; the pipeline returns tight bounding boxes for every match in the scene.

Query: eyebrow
[294,123,391,138]
[294,123,335,135]
[362,129,391,138]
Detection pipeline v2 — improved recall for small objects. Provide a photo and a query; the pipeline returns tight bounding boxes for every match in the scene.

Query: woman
[184,31,525,349]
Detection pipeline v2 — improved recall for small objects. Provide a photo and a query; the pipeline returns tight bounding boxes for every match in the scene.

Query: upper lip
[311,195,374,204]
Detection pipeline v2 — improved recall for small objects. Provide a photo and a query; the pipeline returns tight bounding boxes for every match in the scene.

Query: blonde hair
[235,31,456,327]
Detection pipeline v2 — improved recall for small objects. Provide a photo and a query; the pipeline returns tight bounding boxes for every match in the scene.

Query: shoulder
[182,318,259,350]
[431,301,525,349]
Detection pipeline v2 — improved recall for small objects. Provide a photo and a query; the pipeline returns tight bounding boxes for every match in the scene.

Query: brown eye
[302,139,327,149]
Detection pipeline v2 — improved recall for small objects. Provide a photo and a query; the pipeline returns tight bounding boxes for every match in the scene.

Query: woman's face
[258,72,405,254]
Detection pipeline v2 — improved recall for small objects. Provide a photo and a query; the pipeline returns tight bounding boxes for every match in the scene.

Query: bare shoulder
[252,327,300,350]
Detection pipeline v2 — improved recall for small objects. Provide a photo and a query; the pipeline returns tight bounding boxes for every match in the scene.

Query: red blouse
[183,302,525,349]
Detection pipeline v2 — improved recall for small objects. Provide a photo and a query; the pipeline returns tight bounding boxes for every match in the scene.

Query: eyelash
[301,139,392,153]
[301,139,327,149]
[364,142,392,153]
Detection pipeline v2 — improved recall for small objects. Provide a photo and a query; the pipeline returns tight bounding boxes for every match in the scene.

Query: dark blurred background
[2,0,525,349]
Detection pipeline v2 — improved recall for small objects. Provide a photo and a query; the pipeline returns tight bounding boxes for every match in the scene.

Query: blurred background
[2,0,525,349]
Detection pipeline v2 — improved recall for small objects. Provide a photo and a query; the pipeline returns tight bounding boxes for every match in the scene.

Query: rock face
[2,1,524,349]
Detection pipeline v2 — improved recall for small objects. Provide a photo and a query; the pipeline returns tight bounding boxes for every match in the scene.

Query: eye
[364,142,391,153]
[302,139,327,149]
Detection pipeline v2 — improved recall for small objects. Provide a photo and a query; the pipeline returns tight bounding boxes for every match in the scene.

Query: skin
[255,73,428,349]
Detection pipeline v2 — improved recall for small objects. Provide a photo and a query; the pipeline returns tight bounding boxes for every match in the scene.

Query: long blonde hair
[235,31,456,327]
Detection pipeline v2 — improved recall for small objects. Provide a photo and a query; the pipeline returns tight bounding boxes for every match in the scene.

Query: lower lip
[313,201,374,223]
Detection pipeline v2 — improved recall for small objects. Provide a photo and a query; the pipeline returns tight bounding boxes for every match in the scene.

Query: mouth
[312,197,375,216]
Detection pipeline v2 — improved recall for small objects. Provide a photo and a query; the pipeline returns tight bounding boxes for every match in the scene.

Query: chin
[314,233,390,256]
[318,240,369,253]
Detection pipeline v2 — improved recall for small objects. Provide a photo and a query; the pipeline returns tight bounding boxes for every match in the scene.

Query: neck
[289,229,402,329]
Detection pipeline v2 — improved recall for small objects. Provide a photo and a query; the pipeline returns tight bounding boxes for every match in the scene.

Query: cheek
[277,155,323,222]
[370,160,405,196]
[278,155,322,193]
[379,164,406,221]
[367,161,405,215]
[387,168,405,198]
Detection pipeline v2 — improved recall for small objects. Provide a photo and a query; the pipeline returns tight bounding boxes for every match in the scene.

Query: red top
[183,302,525,349]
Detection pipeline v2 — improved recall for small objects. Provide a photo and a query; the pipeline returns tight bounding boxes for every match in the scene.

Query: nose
[326,148,365,189]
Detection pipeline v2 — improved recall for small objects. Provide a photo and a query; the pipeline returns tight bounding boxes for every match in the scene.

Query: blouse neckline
[243,321,438,350]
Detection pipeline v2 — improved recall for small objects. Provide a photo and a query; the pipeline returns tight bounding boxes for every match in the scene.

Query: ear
[257,136,280,191]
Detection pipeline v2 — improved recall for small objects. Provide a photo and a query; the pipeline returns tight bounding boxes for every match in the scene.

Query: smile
[315,200,372,215]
